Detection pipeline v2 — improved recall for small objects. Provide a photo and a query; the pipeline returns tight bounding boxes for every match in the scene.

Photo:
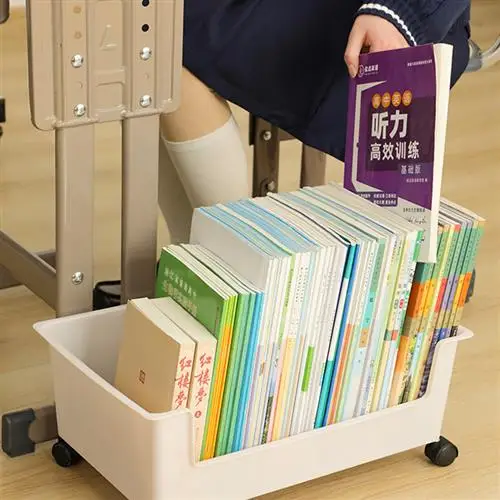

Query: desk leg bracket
[1,405,58,458]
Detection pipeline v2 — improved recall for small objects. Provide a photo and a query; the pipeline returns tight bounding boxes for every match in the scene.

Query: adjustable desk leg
[2,125,95,457]
[55,125,94,316]
[252,118,280,197]
[2,0,183,459]
[121,115,160,302]
[300,145,327,188]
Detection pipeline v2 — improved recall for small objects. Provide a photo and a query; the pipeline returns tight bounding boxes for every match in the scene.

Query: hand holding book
[345,15,409,78]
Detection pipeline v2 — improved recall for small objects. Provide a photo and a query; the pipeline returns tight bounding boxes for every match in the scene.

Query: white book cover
[190,205,290,448]
[263,194,346,437]
[252,197,327,441]
[215,201,314,445]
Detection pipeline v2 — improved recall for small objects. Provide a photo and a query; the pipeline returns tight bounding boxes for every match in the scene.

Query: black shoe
[93,281,122,310]
[92,260,160,311]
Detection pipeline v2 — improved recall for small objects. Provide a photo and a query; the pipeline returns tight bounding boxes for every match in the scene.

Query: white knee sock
[157,135,193,244]
[158,114,250,243]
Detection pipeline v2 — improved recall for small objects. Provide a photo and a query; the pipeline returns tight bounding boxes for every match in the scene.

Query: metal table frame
[1,0,184,457]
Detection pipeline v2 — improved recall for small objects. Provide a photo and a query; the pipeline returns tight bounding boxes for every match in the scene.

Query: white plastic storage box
[35,305,473,500]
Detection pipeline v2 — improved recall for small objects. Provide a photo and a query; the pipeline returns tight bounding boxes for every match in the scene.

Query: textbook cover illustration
[343,43,453,263]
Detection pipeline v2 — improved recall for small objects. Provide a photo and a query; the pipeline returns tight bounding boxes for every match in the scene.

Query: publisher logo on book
[358,63,379,78]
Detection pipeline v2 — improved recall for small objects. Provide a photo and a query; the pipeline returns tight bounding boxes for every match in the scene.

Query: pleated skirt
[183,0,470,161]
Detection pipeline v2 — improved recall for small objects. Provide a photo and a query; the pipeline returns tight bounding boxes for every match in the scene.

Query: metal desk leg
[1,0,183,459]
[121,115,160,302]
[2,125,95,457]
[300,145,327,187]
[55,125,95,316]
[251,118,280,197]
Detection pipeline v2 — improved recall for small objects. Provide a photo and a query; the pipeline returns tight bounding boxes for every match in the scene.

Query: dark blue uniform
[183,1,471,161]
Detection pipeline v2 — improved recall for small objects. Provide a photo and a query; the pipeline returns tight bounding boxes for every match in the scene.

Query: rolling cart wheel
[52,438,82,468]
[425,436,459,467]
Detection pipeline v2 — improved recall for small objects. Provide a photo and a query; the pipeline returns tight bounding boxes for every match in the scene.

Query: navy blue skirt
[183,0,470,161]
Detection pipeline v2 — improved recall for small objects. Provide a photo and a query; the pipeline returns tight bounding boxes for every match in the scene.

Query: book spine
[188,346,216,461]
[226,297,253,453]
[233,293,264,452]
[314,245,359,428]
[440,222,474,340]
[450,222,484,337]
[215,295,249,457]
[448,223,477,336]
[378,230,421,410]
[245,260,287,448]
[358,235,401,415]
[403,224,454,402]
[329,242,375,424]
[301,248,345,433]
[259,254,302,444]
[269,253,311,441]
[388,268,427,407]
[203,299,236,460]
[369,233,409,412]
[338,238,384,421]
[389,228,442,406]
[436,222,469,342]
[288,248,333,436]
[277,251,320,440]
[415,223,460,399]
[173,348,195,411]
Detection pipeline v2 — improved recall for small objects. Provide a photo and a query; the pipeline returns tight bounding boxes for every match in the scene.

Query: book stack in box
[112,43,485,464]
[391,198,485,405]
[114,182,484,463]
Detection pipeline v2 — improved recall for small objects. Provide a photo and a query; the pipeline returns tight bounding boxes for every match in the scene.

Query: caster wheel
[52,438,82,468]
[425,436,458,467]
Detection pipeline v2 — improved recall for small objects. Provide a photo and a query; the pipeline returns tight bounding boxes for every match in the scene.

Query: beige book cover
[152,297,217,460]
[114,298,195,414]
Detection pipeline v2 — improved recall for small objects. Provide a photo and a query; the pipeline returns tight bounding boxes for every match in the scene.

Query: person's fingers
[369,37,407,53]
[369,39,391,53]
[345,25,366,78]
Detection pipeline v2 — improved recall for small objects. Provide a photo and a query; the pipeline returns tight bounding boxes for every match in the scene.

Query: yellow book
[114,298,196,414]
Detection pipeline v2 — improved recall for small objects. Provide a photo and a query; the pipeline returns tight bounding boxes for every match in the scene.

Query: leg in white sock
[158,68,250,243]
[157,133,193,244]
[163,114,250,208]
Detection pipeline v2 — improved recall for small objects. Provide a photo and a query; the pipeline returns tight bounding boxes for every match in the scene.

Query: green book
[182,244,256,457]
[155,246,237,461]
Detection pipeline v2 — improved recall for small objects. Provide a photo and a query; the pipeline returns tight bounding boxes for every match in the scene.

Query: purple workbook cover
[344,44,443,263]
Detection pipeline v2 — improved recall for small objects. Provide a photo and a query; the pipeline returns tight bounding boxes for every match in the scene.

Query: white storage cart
[1,0,488,497]
[1,0,492,460]
[34,305,472,500]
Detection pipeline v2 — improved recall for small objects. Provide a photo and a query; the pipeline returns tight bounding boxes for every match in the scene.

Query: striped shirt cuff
[357,2,427,46]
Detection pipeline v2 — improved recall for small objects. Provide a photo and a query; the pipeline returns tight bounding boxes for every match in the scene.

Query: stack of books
[155,244,264,460]
[112,45,485,463]
[114,295,217,461]
[113,183,484,463]
[390,198,485,405]
[186,183,424,451]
